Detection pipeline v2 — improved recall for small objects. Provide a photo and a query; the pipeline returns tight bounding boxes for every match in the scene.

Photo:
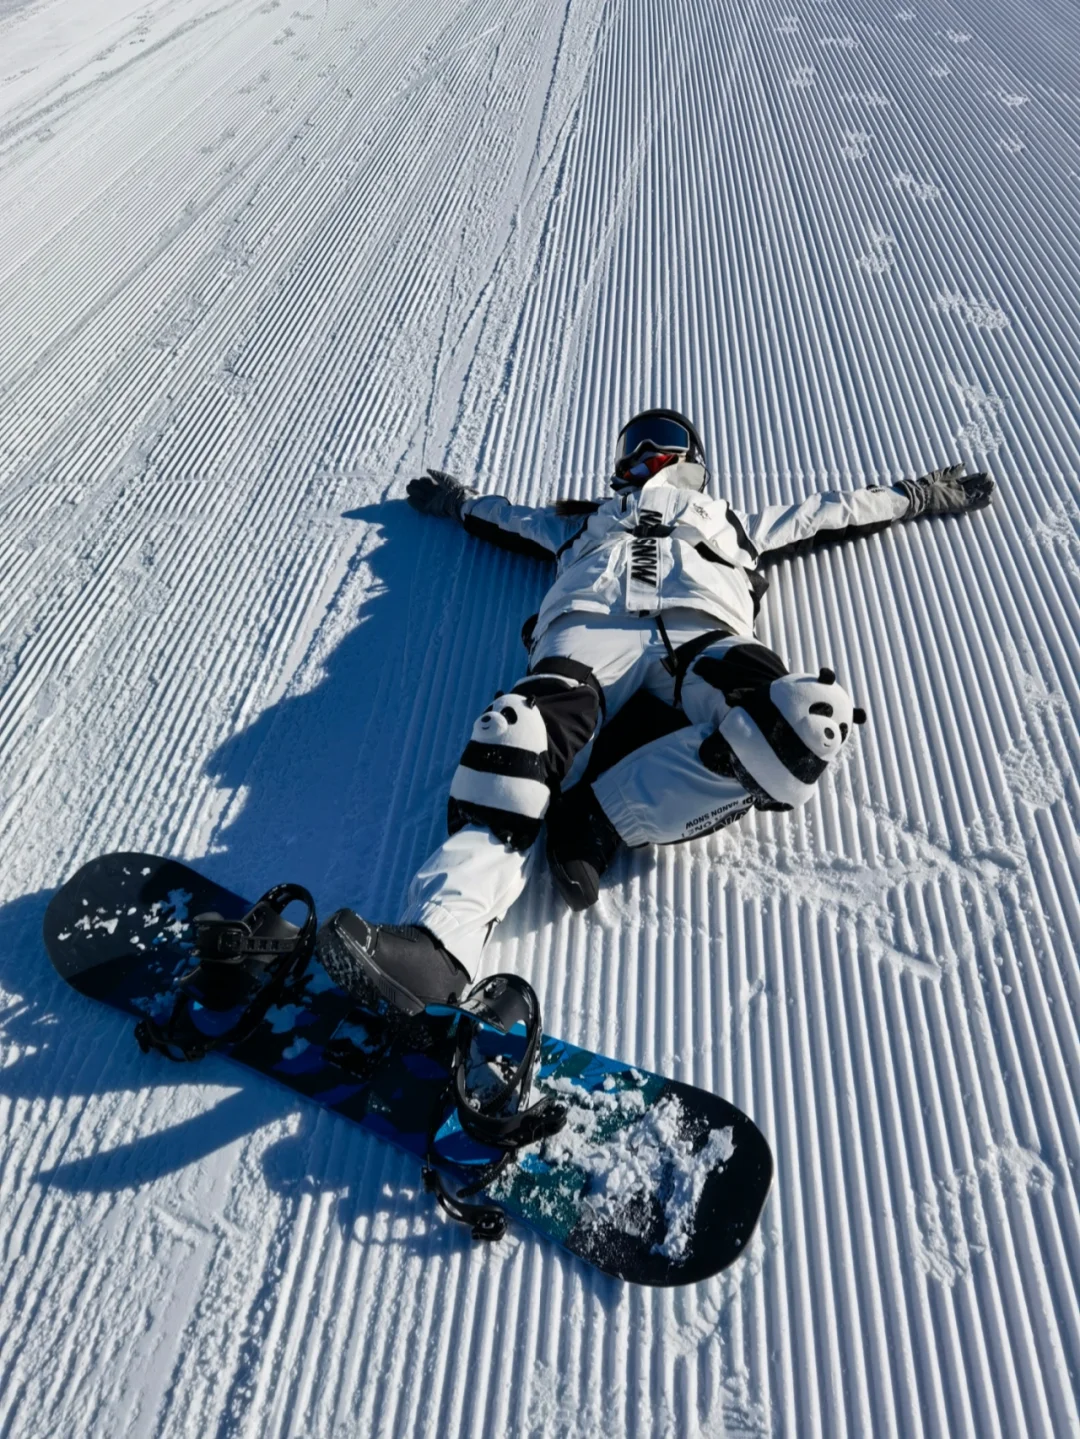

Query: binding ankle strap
[422,974,567,1241]
[135,884,317,1062]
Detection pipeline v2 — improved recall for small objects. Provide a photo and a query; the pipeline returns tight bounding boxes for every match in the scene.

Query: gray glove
[406,468,478,520]
[897,463,995,519]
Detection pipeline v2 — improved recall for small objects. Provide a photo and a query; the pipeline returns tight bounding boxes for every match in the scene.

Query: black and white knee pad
[712,667,866,807]
[448,693,549,849]
[447,668,601,851]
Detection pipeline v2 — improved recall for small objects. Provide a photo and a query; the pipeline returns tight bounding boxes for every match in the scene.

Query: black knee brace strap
[513,666,602,782]
[527,655,607,721]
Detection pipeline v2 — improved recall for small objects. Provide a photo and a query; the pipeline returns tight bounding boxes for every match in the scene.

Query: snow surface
[1,0,1079,1434]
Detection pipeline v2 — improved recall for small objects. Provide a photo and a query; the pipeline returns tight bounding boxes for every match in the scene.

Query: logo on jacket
[630,536,659,586]
[629,508,670,588]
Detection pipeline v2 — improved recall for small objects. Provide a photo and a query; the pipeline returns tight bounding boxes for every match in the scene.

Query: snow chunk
[947,372,1007,452]
[933,290,1009,330]
[894,171,941,201]
[333,1018,381,1052]
[75,911,119,935]
[306,964,339,994]
[536,1081,735,1262]
[841,131,872,160]
[857,226,896,276]
[164,888,192,922]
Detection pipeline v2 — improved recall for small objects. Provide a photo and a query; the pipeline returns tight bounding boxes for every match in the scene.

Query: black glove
[406,469,478,520]
[897,463,995,519]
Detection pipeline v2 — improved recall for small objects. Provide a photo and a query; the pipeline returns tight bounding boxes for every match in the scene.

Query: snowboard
[43,852,773,1285]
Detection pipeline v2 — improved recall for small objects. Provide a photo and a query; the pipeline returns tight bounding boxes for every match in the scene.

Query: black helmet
[613,408,706,478]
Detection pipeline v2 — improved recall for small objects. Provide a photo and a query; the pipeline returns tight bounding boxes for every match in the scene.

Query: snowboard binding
[423,974,568,1241]
[134,883,317,1062]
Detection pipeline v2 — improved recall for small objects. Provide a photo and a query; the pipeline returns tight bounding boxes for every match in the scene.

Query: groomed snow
[1,0,1079,1434]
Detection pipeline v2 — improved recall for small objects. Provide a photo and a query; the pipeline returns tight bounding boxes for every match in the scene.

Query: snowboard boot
[545,782,622,912]
[317,910,471,1020]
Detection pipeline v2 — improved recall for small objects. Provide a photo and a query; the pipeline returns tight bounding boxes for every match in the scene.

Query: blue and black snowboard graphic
[43,852,772,1285]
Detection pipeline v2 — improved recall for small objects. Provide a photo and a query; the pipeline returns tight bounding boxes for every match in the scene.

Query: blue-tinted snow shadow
[201,497,550,923]
[0,885,491,1264]
[0,506,628,1284]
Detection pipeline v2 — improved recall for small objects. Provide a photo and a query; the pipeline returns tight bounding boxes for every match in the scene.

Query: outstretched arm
[407,469,582,561]
[737,464,994,562]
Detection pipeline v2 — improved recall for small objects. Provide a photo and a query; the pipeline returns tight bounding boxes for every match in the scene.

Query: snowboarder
[318,410,994,1016]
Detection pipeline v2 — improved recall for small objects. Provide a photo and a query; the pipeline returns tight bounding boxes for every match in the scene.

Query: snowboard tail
[43,852,772,1285]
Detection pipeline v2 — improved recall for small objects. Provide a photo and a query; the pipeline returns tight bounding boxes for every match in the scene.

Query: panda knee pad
[709,668,867,809]
[515,666,602,779]
[447,690,553,850]
[678,637,789,727]
[447,675,601,851]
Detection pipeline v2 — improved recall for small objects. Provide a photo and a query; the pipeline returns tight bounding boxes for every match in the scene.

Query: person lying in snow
[318,410,994,1015]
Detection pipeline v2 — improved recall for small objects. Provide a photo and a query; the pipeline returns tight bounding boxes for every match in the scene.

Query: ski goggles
[613,416,693,475]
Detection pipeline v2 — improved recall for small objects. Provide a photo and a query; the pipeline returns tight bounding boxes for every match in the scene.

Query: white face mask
[654,460,707,491]
[622,459,707,492]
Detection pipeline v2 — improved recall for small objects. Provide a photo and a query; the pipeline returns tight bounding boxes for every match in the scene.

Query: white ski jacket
[459,462,910,645]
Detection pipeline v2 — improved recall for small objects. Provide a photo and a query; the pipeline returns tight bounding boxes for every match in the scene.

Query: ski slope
[1,0,1079,1432]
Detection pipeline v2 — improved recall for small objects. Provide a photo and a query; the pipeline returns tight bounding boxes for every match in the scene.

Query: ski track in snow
[1,0,1080,1434]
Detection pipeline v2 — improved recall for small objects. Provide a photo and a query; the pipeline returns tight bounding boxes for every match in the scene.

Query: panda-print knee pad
[447,675,601,850]
[678,636,788,727]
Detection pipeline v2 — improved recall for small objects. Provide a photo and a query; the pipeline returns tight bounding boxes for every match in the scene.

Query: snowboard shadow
[0,887,457,1249]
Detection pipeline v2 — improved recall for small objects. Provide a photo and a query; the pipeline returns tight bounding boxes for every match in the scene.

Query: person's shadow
[202,497,553,922]
[7,497,631,1282]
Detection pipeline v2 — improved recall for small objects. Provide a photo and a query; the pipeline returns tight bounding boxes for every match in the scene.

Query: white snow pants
[402,609,756,971]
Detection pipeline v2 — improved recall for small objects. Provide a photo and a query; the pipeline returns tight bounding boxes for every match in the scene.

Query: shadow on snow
[1,499,625,1294]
